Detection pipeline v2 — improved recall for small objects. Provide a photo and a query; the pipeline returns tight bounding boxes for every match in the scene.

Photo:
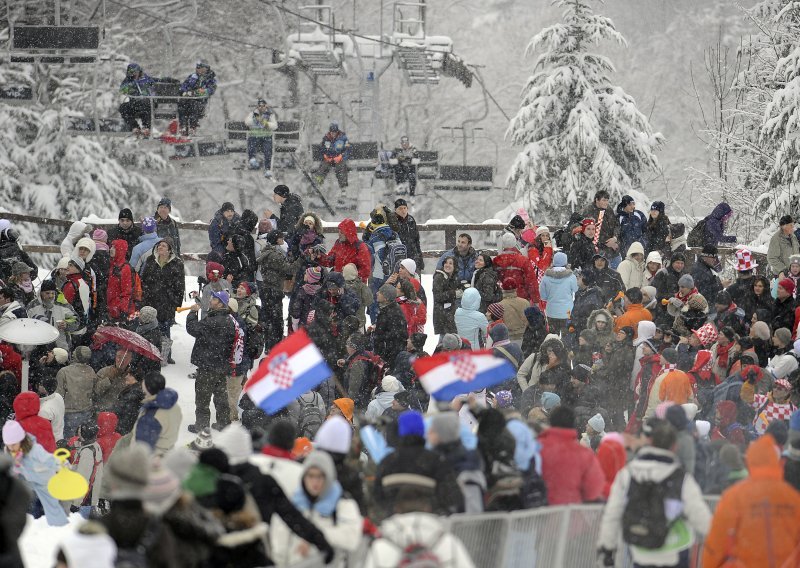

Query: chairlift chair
[0,85,34,104]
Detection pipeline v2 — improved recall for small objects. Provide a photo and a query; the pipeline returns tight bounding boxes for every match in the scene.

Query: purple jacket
[705,202,736,245]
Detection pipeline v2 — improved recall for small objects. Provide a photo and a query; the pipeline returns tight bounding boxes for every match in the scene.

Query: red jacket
[321,219,371,282]
[106,239,135,320]
[597,435,627,499]
[397,297,426,336]
[0,344,22,389]
[13,391,56,452]
[539,426,605,505]
[97,411,122,464]
[494,247,538,301]
[527,244,553,274]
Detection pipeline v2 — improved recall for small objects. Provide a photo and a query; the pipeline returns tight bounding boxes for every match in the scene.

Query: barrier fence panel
[447,511,511,568]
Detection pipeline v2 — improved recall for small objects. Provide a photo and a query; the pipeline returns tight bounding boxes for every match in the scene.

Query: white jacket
[248,454,302,497]
[617,242,645,290]
[597,447,711,567]
[364,512,476,568]
[39,393,65,441]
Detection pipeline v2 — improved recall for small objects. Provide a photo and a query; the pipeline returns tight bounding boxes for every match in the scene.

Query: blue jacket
[180,69,217,96]
[454,288,488,349]
[13,439,69,525]
[539,267,578,319]
[119,73,155,97]
[208,209,241,256]
[705,202,736,245]
[129,232,160,272]
[134,387,180,451]
[321,130,350,159]
[436,247,478,283]
[506,417,540,473]
[617,204,647,256]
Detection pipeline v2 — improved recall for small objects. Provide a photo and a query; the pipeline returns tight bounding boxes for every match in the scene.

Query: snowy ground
[20,273,441,567]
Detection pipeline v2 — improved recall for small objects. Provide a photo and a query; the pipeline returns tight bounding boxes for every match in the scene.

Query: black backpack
[245,322,265,360]
[686,219,708,247]
[622,466,685,549]
[297,392,323,438]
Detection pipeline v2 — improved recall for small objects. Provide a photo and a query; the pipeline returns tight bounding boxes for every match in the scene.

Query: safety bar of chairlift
[127,94,210,132]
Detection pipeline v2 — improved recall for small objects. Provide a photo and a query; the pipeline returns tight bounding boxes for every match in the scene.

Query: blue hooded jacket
[120,63,155,96]
[134,388,179,450]
[455,288,488,349]
[704,202,736,245]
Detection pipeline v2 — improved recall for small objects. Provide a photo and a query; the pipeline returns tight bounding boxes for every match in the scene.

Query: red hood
[690,350,713,373]
[111,239,129,267]
[97,411,119,437]
[338,219,358,244]
[13,391,40,419]
[717,400,738,426]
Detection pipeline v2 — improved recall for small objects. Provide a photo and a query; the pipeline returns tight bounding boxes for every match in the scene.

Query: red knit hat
[580,218,596,231]
[779,278,796,296]
[488,303,504,319]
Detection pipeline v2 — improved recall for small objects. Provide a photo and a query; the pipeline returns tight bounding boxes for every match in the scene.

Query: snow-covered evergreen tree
[506,0,663,221]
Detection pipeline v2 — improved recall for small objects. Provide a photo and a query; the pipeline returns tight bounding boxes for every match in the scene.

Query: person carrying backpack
[296,390,325,439]
[597,419,711,568]
[687,202,737,248]
[69,420,104,518]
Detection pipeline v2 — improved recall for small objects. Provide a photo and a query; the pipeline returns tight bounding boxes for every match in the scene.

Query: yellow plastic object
[47,448,89,501]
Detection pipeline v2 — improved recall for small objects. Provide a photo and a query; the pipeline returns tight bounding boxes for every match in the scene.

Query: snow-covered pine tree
[506,0,663,222]
[758,1,800,221]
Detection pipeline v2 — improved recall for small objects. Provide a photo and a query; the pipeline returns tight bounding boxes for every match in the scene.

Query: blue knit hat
[553,251,568,268]
[540,391,561,412]
[398,410,425,438]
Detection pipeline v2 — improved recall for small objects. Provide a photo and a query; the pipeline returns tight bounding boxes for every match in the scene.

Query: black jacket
[113,383,145,435]
[186,308,236,373]
[472,266,500,313]
[373,301,408,372]
[108,224,143,261]
[569,234,596,271]
[395,214,424,270]
[691,260,722,304]
[592,267,624,303]
[772,296,796,332]
[0,458,30,568]
[644,215,670,255]
[432,270,459,335]
[88,250,110,322]
[100,500,180,568]
[273,193,304,235]
[140,253,185,322]
[571,285,604,334]
[374,435,463,519]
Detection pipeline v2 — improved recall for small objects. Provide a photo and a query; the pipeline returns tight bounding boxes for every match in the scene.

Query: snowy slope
[20,273,441,567]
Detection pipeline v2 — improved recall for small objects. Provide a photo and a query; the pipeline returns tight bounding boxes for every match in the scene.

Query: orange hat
[333,398,354,423]
[292,437,313,460]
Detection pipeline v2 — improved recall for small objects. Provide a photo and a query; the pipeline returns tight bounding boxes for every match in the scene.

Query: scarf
[675,287,698,304]
[716,342,732,371]
[261,445,294,460]
[292,480,343,517]
[661,363,677,373]
[302,282,321,296]
[594,209,604,247]
[300,229,318,247]
[136,320,159,334]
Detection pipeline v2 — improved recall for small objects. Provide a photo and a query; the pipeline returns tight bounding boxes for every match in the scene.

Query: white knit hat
[314,415,352,454]
[215,422,252,465]
[588,413,605,433]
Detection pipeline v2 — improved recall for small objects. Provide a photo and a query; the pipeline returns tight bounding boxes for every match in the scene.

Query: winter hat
[768,353,799,380]
[501,232,518,249]
[163,447,198,480]
[216,423,253,466]
[774,378,792,391]
[333,398,355,423]
[692,323,718,348]
[535,226,550,237]
[293,437,313,460]
[119,208,134,221]
[540,391,561,412]
[790,254,800,267]
[780,214,795,226]
[494,390,514,409]
[263,227,281,244]
[92,228,109,251]
[666,405,689,431]
[681,403,699,421]
[687,294,708,312]
[398,410,425,438]
[650,201,665,212]
[267,420,296,451]
[346,332,366,352]
[143,461,182,515]
[61,523,118,568]
[487,303,505,320]
[382,375,403,393]
[342,263,359,281]
[227,298,239,313]
[734,249,758,271]
[508,215,526,230]
[326,272,345,290]
[775,327,793,347]
[641,285,657,302]
[305,266,322,284]
[11,262,32,277]
[142,216,157,234]
[677,274,694,289]
[394,198,408,209]
[1,420,25,445]
[138,305,158,325]
[661,347,679,364]
[553,251,568,268]
[52,347,69,365]
[211,289,230,306]
[520,228,536,244]
[699,244,718,259]
[273,185,290,198]
[220,202,235,213]
[751,321,771,341]
[441,333,461,351]
[215,474,246,514]
[189,428,214,452]
[394,391,412,409]
[314,415,352,454]
[580,218,596,231]
[695,420,711,439]
[105,442,150,499]
[237,282,255,296]
[429,412,461,444]
[715,290,732,306]
[572,364,593,383]
[378,283,398,302]
[490,325,510,346]
[73,345,92,364]
[397,258,417,276]
[40,279,57,294]
[779,278,796,296]
[157,197,172,210]
[588,413,605,433]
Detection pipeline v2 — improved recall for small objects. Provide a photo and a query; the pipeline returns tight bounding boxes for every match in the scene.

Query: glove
[597,548,615,567]
[668,297,683,308]
[455,289,464,299]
